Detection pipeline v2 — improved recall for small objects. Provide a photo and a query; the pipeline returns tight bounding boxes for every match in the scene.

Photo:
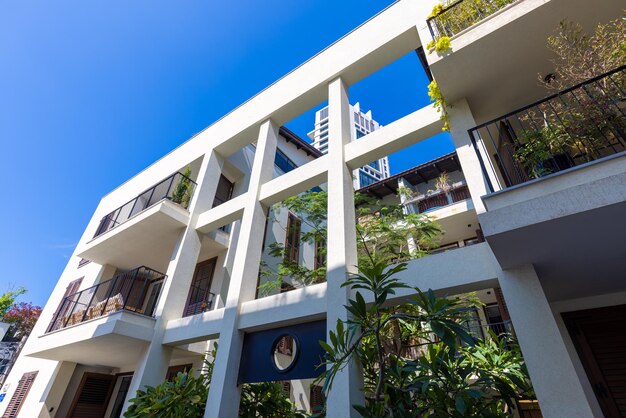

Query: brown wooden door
[67,372,115,418]
[563,305,626,417]
[183,258,217,317]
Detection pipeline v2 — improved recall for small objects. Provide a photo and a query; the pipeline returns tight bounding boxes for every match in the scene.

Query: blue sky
[0,0,452,307]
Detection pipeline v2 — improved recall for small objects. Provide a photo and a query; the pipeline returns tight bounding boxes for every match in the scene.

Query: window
[184,258,217,317]
[2,371,37,418]
[368,160,380,171]
[356,129,366,139]
[212,175,234,207]
[274,148,298,174]
[284,213,301,264]
[358,171,378,187]
[319,107,329,120]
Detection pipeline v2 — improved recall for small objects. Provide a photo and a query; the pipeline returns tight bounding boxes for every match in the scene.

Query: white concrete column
[326,77,364,417]
[448,98,501,214]
[122,150,226,412]
[398,177,418,254]
[204,120,279,418]
[497,265,597,418]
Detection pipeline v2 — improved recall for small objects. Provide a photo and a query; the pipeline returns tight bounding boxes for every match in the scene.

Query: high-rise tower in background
[308,102,390,188]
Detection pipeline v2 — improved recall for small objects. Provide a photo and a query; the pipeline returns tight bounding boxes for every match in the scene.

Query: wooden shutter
[493,287,510,321]
[67,373,115,418]
[284,213,301,264]
[166,364,193,381]
[310,385,325,414]
[212,175,234,208]
[47,278,83,332]
[276,336,294,356]
[281,381,291,398]
[2,371,37,418]
[183,258,217,317]
[314,238,326,270]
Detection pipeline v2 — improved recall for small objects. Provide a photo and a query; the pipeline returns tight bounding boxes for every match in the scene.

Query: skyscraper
[308,102,390,188]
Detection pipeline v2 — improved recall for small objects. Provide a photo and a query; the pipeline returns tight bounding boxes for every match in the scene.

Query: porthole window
[272,334,298,372]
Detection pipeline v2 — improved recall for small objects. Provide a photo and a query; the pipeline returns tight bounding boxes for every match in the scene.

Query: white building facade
[309,102,391,189]
[2,0,625,417]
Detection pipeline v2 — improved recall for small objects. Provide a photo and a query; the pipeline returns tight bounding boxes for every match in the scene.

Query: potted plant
[170,166,193,208]
[513,128,574,179]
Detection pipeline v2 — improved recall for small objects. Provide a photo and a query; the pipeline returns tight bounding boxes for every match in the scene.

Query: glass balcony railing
[427,0,517,41]
[470,66,626,191]
[94,171,197,238]
[46,266,166,333]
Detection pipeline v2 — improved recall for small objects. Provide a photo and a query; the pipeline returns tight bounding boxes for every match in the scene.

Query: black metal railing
[94,171,197,238]
[0,341,22,386]
[427,0,517,40]
[47,266,166,332]
[405,184,471,213]
[183,285,215,317]
[469,66,626,192]
[465,319,515,340]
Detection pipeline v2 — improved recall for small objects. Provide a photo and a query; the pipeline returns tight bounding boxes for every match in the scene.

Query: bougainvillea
[3,302,42,338]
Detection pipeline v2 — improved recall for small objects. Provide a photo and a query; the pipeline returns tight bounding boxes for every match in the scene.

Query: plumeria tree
[318,257,534,417]
[258,189,441,296]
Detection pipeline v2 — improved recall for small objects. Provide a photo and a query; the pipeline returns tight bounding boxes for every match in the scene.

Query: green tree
[259,189,441,296]
[318,257,533,417]
[0,287,26,318]
[125,344,307,418]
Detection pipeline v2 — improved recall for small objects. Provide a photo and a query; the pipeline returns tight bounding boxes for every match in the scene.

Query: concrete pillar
[447,98,501,214]
[497,265,597,418]
[325,77,364,418]
[398,177,418,254]
[204,120,279,418]
[121,150,226,412]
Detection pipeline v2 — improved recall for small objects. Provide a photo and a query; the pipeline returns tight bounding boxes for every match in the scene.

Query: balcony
[183,285,216,317]
[425,0,623,123]
[475,67,626,301]
[78,172,196,271]
[470,66,625,192]
[94,171,196,238]
[28,267,166,367]
[47,266,166,332]
[404,183,471,213]
[427,0,517,41]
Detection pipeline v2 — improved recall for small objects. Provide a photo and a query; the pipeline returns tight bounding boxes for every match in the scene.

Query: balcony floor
[78,200,189,271]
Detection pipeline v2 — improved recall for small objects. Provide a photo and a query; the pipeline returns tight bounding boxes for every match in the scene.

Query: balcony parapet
[470,66,626,193]
[404,182,471,213]
[46,266,166,333]
[427,0,518,41]
[94,171,197,238]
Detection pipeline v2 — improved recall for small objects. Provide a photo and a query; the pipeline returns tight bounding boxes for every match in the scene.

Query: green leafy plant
[0,287,26,318]
[170,166,194,208]
[428,80,450,132]
[317,254,534,417]
[125,344,306,418]
[513,127,570,179]
[428,0,516,39]
[258,190,441,296]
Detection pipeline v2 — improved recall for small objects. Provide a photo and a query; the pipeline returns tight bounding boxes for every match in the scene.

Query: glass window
[356,129,366,139]
[274,148,298,173]
[368,160,380,171]
[359,171,378,187]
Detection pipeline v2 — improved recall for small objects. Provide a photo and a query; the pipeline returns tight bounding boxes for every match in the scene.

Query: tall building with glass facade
[308,102,390,188]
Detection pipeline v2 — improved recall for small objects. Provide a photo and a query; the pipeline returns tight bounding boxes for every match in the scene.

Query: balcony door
[563,305,626,418]
[183,258,217,317]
